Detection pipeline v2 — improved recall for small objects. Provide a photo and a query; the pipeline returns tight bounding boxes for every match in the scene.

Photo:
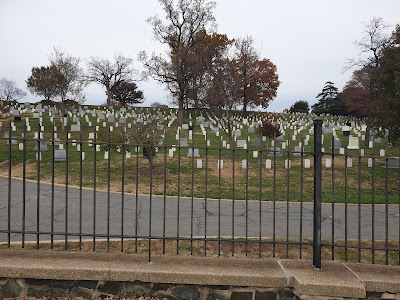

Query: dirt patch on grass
[0,161,37,178]
[138,166,167,176]
[2,239,398,265]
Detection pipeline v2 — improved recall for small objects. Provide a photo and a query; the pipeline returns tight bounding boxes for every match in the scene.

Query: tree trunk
[194,95,199,110]
[242,91,248,116]
[178,94,184,126]
[60,99,65,130]
[106,87,111,106]
[365,123,370,147]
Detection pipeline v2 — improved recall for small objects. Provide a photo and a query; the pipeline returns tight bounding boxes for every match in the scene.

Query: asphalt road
[0,176,399,243]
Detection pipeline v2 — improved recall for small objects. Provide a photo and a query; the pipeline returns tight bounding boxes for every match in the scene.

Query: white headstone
[197,159,202,168]
[326,158,332,168]
[187,148,200,157]
[242,159,247,169]
[347,137,360,149]
[218,160,223,169]
[347,158,353,168]
[369,141,374,149]
[368,158,373,167]
[285,159,291,169]
[266,159,272,169]
[304,159,311,169]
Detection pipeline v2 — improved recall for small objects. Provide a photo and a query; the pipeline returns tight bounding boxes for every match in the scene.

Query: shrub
[256,120,282,139]
[150,101,168,108]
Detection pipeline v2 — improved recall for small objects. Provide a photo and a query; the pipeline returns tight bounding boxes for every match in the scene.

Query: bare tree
[49,47,86,105]
[204,56,241,147]
[85,54,136,106]
[0,77,26,102]
[345,17,392,70]
[139,0,217,125]
[344,17,393,144]
[48,48,86,125]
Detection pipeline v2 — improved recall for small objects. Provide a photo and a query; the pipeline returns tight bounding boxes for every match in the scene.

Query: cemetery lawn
[1,105,400,204]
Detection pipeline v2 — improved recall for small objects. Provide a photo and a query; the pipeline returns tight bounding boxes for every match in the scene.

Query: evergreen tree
[312,81,348,115]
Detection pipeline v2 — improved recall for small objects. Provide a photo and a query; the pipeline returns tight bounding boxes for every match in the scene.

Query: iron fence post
[313,119,323,269]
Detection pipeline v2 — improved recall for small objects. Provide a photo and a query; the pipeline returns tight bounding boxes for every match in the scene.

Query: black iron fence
[0,119,399,268]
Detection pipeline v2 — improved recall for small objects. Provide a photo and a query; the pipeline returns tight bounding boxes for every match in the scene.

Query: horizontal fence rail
[0,116,399,267]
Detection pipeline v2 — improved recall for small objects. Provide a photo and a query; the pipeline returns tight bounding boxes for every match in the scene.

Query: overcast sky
[1,0,399,111]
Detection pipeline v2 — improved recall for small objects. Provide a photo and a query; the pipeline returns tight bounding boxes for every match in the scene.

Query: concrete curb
[0,250,399,298]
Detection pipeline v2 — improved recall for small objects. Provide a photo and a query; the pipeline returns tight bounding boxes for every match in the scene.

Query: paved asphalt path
[0,177,399,243]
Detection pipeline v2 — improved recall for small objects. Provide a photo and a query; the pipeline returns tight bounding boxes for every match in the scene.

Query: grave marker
[268,146,283,157]
[242,159,247,169]
[34,141,47,151]
[266,159,272,169]
[54,149,67,161]
[304,159,311,169]
[218,160,223,169]
[237,140,246,148]
[285,159,291,169]
[187,148,200,157]
[333,139,341,149]
[197,159,202,168]
[179,138,189,146]
[293,146,302,156]
[347,158,353,168]
[347,137,360,149]
[387,158,400,169]
[326,159,332,168]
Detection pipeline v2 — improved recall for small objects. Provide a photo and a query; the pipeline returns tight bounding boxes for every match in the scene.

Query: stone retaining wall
[0,278,399,300]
